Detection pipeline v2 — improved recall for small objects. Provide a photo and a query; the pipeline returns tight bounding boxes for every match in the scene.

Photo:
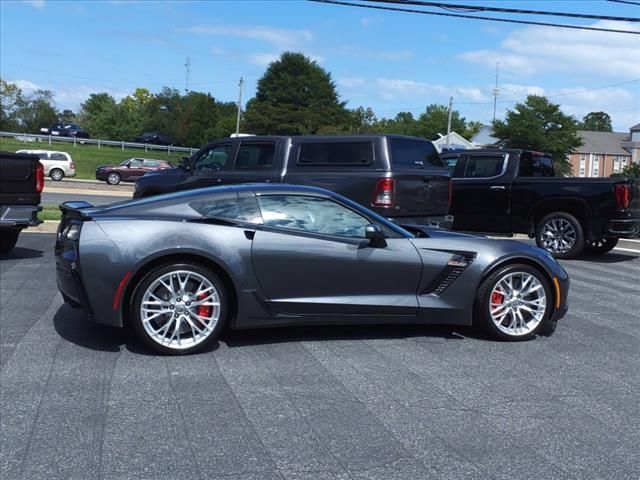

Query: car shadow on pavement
[222,323,481,348]
[54,304,126,353]
[0,246,44,260]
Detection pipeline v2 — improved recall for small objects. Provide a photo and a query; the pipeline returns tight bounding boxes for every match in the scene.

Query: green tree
[492,95,582,175]
[580,111,612,132]
[612,161,640,178]
[0,79,23,130]
[244,52,348,134]
[16,89,58,133]
[78,93,120,138]
[59,109,76,123]
[463,121,484,140]
[415,104,466,141]
[373,111,419,136]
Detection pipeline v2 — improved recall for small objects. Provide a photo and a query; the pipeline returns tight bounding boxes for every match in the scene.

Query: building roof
[470,125,500,146]
[575,130,631,155]
[432,131,476,152]
[630,123,640,132]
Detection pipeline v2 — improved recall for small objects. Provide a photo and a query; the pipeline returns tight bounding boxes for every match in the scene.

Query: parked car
[134,132,177,146]
[442,148,640,258]
[55,184,569,354]
[0,151,44,252]
[39,122,89,138]
[15,149,76,181]
[95,158,174,185]
[134,134,453,227]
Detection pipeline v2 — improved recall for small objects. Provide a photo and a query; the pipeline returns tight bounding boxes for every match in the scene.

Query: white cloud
[189,25,312,49]
[337,45,413,61]
[8,79,128,110]
[22,0,45,8]
[361,16,383,28]
[338,77,366,88]
[459,20,640,79]
[211,46,225,56]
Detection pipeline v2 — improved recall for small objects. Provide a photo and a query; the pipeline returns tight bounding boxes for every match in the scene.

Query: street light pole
[235,77,244,135]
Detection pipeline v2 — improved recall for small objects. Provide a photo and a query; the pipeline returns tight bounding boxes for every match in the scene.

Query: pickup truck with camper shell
[0,151,44,252]
[133,134,453,227]
[442,148,640,258]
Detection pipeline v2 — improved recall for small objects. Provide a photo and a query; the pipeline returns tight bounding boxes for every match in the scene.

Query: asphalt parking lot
[1,233,639,480]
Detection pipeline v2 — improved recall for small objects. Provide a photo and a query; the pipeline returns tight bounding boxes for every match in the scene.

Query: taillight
[35,161,44,193]
[70,162,76,169]
[372,178,395,207]
[614,184,631,210]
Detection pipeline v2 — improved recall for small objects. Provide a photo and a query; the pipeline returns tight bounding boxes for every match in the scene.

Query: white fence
[0,131,198,155]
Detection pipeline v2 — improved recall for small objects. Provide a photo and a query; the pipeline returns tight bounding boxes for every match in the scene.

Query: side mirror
[365,224,387,248]
[180,156,191,170]
[126,164,131,168]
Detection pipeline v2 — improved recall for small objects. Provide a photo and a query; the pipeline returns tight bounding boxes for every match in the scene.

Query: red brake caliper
[491,291,504,306]
[196,292,213,320]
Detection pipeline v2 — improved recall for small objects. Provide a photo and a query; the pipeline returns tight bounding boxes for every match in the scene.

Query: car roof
[15,149,69,155]
[200,133,433,145]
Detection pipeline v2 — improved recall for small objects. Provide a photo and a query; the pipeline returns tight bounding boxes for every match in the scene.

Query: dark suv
[134,134,453,227]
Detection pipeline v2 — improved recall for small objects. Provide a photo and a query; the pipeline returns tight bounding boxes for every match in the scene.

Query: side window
[235,143,276,169]
[464,155,506,178]
[519,153,554,177]
[194,145,232,172]
[441,155,461,176]
[257,195,371,238]
[144,160,160,167]
[189,194,262,223]
[129,159,143,167]
[298,141,373,165]
[50,153,67,161]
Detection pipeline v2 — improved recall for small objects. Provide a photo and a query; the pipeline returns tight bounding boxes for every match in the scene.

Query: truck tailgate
[393,171,450,217]
[0,152,41,205]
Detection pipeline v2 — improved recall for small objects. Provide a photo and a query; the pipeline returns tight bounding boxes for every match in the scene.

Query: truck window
[298,142,373,165]
[519,152,554,177]
[441,155,461,176]
[235,143,276,169]
[464,155,506,178]
[195,144,232,172]
[390,139,442,169]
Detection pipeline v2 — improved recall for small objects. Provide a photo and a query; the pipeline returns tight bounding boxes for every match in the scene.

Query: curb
[44,187,131,197]
[24,221,60,233]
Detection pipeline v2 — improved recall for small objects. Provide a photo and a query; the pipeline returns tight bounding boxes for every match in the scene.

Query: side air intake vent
[422,252,476,296]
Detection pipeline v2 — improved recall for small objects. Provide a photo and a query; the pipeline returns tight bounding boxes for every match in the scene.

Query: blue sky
[1,0,639,131]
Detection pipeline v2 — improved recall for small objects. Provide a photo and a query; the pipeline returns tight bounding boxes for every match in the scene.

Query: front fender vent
[421,252,476,296]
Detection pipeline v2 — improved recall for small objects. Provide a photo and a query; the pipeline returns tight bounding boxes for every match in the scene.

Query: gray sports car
[55,184,569,354]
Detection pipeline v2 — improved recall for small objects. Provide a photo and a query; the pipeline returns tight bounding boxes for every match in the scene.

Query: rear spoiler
[59,201,94,220]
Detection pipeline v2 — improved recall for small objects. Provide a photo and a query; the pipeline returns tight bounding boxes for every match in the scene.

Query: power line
[370,0,640,22]
[607,0,640,6]
[308,0,640,34]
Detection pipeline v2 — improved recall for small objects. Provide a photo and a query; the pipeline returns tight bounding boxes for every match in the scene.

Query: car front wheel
[475,263,554,341]
[131,263,227,354]
[106,172,121,185]
[50,168,64,181]
[584,237,618,255]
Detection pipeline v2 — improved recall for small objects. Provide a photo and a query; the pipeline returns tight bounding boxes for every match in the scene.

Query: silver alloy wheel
[540,218,576,254]
[50,169,64,181]
[140,269,221,350]
[107,173,120,185]
[489,271,547,337]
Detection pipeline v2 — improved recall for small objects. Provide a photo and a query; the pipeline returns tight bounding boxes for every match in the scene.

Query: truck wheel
[535,212,585,259]
[0,229,20,253]
[50,168,64,181]
[584,237,618,255]
[106,172,121,185]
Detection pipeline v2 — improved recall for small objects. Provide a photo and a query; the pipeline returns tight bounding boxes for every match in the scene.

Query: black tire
[0,229,20,253]
[50,168,64,181]
[131,262,228,355]
[474,263,554,341]
[584,237,618,255]
[535,212,585,259]
[106,172,121,185]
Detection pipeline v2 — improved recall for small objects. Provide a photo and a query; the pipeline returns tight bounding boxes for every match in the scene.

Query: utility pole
[446,96,453,149]
[235,76,244,135]
[184,57,191,93]
[492,61,500,122]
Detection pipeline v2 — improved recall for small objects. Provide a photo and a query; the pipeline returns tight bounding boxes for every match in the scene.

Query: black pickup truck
[441,149,640,258]
[0,151,44,252]
[134,134,452,226]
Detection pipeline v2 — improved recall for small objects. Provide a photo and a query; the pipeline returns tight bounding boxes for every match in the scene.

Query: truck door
[229,141,282,184]
[451,153,511,233]
[191,143,236,189]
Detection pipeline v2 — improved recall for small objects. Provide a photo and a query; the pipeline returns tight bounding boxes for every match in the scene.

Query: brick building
[568,123,640,177]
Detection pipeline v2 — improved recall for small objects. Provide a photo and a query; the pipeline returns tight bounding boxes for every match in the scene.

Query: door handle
[490,185,506,190]
[216,178,222,183]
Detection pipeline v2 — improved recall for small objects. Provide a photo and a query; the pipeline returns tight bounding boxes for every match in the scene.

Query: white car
[15,150,76,181]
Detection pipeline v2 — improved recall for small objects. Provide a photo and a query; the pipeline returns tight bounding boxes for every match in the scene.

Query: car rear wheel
[106,172,121,185]
[50,168,64,181]
[475,263,553,341]
[132,263,227,355]
[535,212,585,259]
[0,229,20,253]
[584,237,618,255]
